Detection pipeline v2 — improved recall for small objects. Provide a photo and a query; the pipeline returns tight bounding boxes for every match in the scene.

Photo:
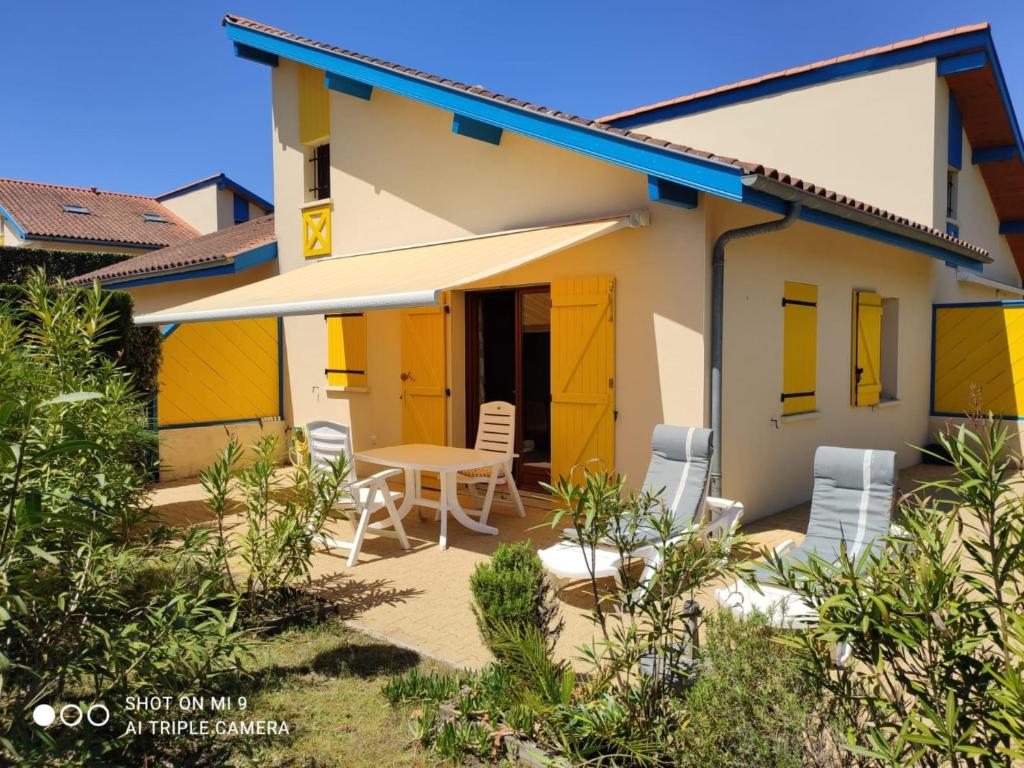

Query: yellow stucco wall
[708,197,934,517]
[628,63,1021,299]
[159,185,221,235]
[270,59,709,487]
[124,262,278,314]
[629,62,940,224]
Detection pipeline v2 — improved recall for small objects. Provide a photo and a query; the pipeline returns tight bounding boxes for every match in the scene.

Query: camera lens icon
[32,702,109,728]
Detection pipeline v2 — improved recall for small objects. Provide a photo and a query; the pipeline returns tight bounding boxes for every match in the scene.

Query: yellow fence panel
[158,318,280,427]
[933,304,1024,418]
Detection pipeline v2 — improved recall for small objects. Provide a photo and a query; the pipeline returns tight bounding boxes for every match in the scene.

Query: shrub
[675,612,831,768]
[469,540,562,658]
[0,277,161,398]
[200,433,351,620]
[0,275,247,765]
[766,421,1024,766]
[0,244,130,284]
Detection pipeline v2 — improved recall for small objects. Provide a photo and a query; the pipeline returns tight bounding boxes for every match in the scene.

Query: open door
[401,302,448,447]
[550,276,615,483]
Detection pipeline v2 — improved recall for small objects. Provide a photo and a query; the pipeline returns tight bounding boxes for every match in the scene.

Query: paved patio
[151,463,947,669]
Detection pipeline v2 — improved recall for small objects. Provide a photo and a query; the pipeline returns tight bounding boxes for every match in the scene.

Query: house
[134,16,1021,520]
[73,215,281,480]
[0,173,271,252]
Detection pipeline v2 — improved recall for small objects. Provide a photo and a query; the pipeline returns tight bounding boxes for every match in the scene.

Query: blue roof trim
[157,173,274,213]
[160,322,180,338]
[325,71,373,100]
[948,93,962,170]
[648,176,699,209]
[234,42,278,67]
[606,30,996,129]
[223,22,747,201]
[105,240,277,288]
[743,187,983,271]
[936,50,987,76]
[0,203,27,239]
[452,114,503,145]
[973,145,1018,164]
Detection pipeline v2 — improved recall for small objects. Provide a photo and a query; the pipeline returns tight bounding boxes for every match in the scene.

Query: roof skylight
[61,204,90,215]
[142,213,170,223]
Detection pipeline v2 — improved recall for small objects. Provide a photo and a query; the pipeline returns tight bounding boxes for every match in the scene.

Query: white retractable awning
[135,212,646,325]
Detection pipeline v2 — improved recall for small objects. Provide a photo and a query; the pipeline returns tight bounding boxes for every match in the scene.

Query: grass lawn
[177,619,448,767]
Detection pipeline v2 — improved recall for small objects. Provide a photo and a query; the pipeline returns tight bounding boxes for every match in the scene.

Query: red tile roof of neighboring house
[0,178,200,249]
[598,24,991,124]
[72,214,275,285]
[221,15,989,262]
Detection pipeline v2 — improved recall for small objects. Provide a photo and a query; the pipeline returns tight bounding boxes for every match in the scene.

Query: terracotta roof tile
[221,15,987,260]
[72,214,275,284]
[599,23,990,124]
[0,178,199,249]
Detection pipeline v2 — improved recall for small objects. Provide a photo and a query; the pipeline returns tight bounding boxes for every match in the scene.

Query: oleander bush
[0,275,248,766]
[200,433,350,621]
[764,421,1024,766]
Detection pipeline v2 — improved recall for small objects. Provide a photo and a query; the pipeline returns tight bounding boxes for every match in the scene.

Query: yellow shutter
[298,65,329,145]
[550,276,616,483]
[852,290,883,406]
[302,202,332,258]
[781,282,817,415]
[400,300,448,447]
[326,313,368,388]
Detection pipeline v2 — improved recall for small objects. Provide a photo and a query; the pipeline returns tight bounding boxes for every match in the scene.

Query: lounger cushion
[638,425,713,538]
[760,446,895,577]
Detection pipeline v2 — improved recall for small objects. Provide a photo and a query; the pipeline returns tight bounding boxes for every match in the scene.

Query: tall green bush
[0,278,160,398]
[469,540,563,658]
[766,421,1024,766]
[0,275,246,765]
[0,244,129,283]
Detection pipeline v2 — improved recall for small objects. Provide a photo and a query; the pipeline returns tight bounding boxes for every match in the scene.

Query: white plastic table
[354,444,505,550]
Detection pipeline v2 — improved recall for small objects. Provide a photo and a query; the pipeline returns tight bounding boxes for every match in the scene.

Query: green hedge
[0,283,161,398]
[0,244,133,283]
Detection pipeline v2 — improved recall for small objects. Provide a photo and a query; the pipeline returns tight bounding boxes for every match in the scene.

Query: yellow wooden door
[550,276,616,484]
[852,290,882,406]
[401,302,448,447]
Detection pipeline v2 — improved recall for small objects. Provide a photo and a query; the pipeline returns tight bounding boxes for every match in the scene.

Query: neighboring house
[135,16,1021,519]
[0,173,271,251]
[156,172,273,235]
[73,215,281,480]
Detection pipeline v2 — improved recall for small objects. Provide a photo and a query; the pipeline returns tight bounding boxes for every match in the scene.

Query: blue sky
[4,1,1022,202]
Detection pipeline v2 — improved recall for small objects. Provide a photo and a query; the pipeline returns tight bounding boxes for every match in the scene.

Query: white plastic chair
[455,401,526,522]
[307,421,410,567]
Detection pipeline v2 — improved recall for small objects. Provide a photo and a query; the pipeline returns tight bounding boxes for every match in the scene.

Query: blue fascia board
[160,322,180,338]
[452,113,502,145]
[0,203,27,238]
[607,30,994,129]
[157,173,274,213]
[223,22,747,200]
[742,187,983,271]
[108,241,277,288]
[948,93,963,170]
[972,145,1018,165]
[26,234,155,251]
[325,71,373,100]
[647,176,698,208]
[999,221,1024,235]
[234,41,279,67]
[936,50,987,76]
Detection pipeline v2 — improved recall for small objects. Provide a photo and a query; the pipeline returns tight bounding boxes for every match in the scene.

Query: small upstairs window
[61,204,90,215]
[142,213,170,223]
[308,142,331,201]
[946,169,959,222]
